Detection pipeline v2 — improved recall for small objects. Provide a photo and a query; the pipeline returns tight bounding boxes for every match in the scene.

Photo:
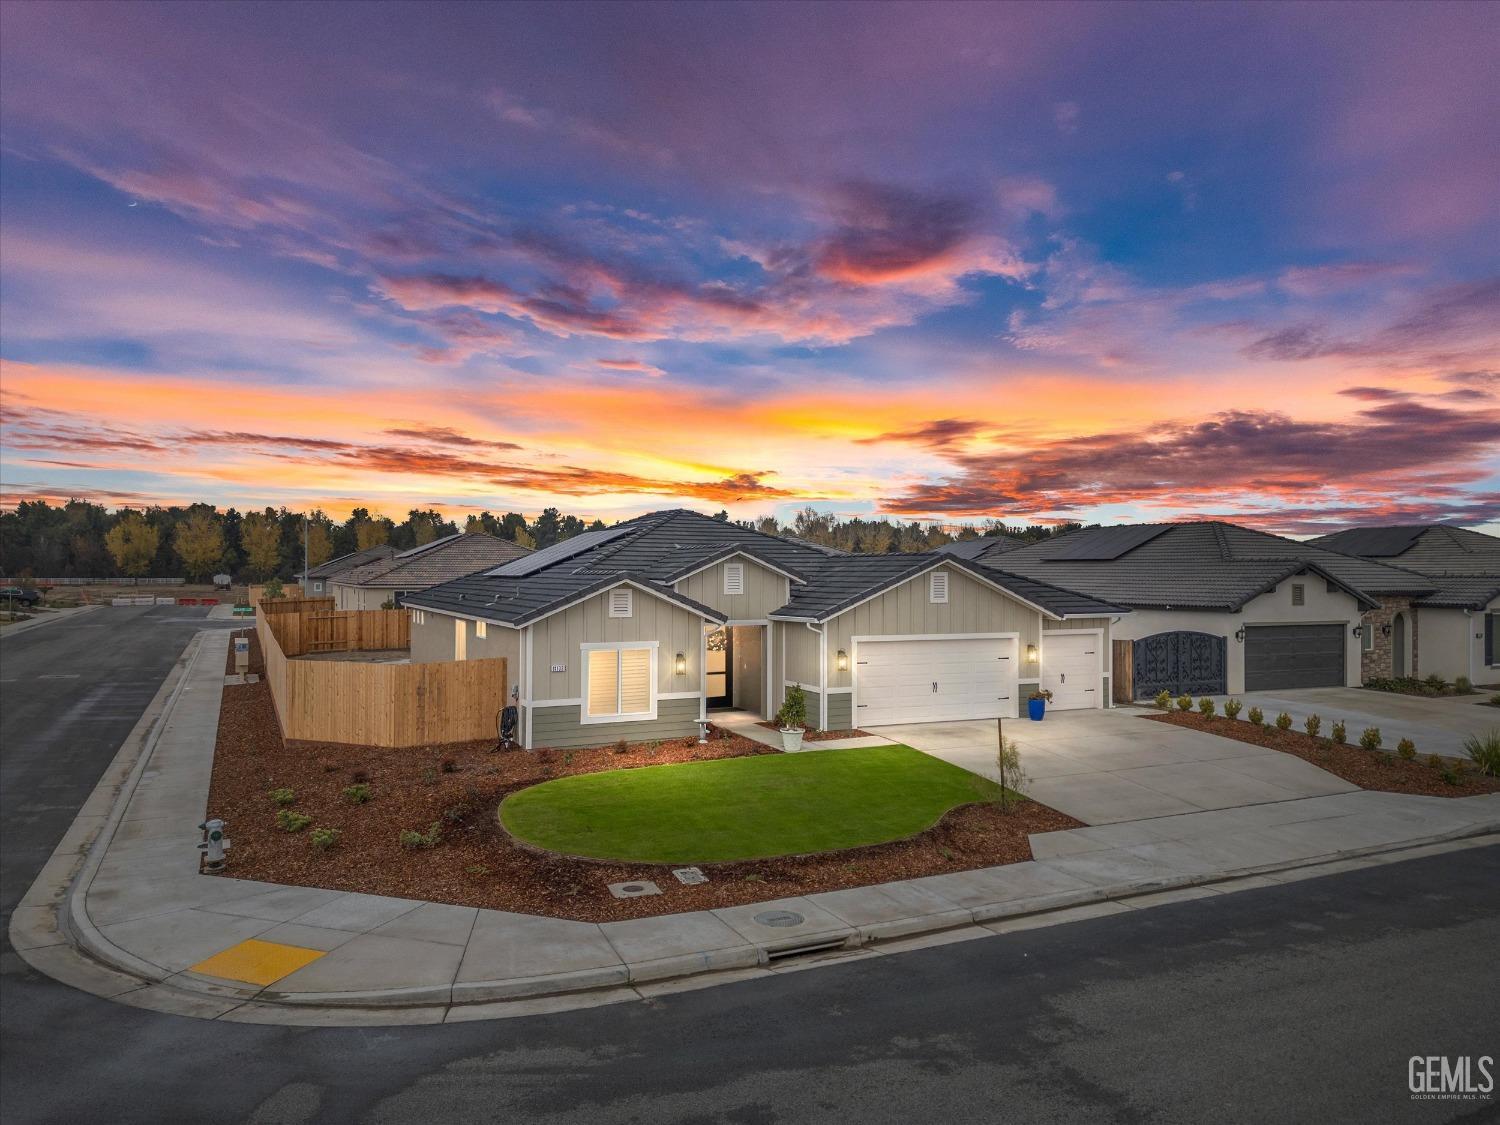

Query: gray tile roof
[334,533,530,590]
[935,533,1027,561]
[299,544,395,580]
[1310,525,1500,577]
[1412,575,1500,610]
[402,569,726,626]
[992,522,1422,610]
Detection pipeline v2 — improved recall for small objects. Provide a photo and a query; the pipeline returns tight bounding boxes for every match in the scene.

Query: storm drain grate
[752,909,805,928]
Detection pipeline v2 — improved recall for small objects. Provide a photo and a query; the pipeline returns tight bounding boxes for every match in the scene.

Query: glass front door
[706,625,733,708]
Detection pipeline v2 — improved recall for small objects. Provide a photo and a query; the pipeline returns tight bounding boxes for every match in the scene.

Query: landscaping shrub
[319,758,339,773]
[1331,720,1347,744]
[1455,676,1473,694]
[1424,673,1446,692]
[276,809,312,833]
[1303,714,1321,738]
[268,787,296,807]
[1441,766,1462,786]
[1425,754,1444,770]
[613,739,629,754]
[1275,712,1293,731]
[1223,698,1243,720]
[1461,729,1500,776]
[1154,690,1172,711]
[351,768,369,784]
[309,827,341,851]
[342,783,372,804]
[1197,697,1215,718]
[778,685,809,729]
[440,756,458,773]
[1365,676,1445,697]
[1396,738,1416,760]
[1247,706,1264,726]
[421,767,438,785]
[1359,727,1382,751]
[994,737,1030,812]
[1176,694,1193,712]
[399,821,442,850]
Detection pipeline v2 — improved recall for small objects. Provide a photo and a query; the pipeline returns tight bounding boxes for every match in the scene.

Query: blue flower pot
[1028,698,1046,721]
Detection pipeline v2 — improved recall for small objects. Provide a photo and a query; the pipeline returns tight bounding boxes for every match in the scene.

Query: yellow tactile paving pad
[191,938,325,986]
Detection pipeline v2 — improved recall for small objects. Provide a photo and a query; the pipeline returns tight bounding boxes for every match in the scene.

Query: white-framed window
[724,562,745,596]
[455,618,467,661]
[929,570,949,604]
[412,609,425,625]
[1362,623,1374,651]
[582,642,657,723]
[608,587,633,618]
[476,621,487,639]
[1291,583,1305,606]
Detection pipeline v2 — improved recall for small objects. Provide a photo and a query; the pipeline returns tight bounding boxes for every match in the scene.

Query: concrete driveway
[1207,687,1498,758]
[867,710,1358,826]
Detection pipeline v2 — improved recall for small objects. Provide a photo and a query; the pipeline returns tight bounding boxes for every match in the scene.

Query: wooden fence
[248,583,305,605]
[266,609,409,656]
[256,608,505,748]
[1111,639,1134,703]
[257,594,334,617]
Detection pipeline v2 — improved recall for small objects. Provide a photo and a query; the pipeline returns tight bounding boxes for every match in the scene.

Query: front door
[706,625,733,709]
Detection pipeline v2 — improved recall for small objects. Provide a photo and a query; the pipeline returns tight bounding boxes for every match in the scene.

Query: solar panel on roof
[1044,524,1172,561]
[1319,526,1426,557]
[485,525,632,576]
[394,532,466,558]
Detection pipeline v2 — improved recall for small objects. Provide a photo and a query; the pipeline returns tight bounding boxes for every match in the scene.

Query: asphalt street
[2,609,1496,1125]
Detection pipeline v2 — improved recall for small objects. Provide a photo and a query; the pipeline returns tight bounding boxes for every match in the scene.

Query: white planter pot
[780,727,805,752]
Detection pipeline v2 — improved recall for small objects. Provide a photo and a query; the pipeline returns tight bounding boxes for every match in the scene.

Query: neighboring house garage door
[1244,625,1345,691]
[1041,632,1102,710]
[855,636,1018,725]
[1132,632,1226,699]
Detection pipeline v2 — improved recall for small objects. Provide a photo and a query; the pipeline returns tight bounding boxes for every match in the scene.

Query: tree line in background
[0,499,1076,582]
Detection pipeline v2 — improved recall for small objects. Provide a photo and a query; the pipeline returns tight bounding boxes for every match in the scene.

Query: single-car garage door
[1041,632,1102,710]
[855,636,1018,726]
[1244,625,1345,691]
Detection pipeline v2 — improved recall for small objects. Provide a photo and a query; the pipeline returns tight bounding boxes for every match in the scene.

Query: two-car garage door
[855,637,1018,726]
[1244,625,1345,691]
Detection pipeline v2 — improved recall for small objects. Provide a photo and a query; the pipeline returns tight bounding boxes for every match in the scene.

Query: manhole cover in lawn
[753,910,805,928]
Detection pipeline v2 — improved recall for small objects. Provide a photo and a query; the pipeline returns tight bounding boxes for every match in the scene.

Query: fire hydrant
[198,818,230,871]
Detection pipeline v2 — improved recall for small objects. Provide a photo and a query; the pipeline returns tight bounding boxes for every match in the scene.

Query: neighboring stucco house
[402,509,1127,750]
[1310,525,1500,685]
[992,522,1433,698]
[298,544,396,597]
[330,533,531,610]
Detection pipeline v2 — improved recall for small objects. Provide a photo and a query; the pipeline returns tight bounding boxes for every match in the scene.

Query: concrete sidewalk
[12,628,1500,1027]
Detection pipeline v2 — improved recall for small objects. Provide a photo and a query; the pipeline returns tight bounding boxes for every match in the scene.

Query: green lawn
[498,745,1005,863]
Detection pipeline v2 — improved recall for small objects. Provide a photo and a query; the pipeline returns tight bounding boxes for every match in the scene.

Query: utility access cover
[608,880,662,899]
[672,867,707,885]
[752,910,805,928]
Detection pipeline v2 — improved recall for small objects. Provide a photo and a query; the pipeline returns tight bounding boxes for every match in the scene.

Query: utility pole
[303,513,309,590]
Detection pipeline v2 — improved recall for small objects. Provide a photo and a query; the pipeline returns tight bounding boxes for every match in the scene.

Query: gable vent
[724,562,745,596]
[1291,583,1305,606]
[930,571,949,604]
[609,588,634,618]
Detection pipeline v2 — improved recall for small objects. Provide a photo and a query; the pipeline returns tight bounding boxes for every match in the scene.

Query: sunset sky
[1,1,1496,535]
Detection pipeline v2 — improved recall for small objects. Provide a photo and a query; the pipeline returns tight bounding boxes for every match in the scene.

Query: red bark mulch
[1146,712,1500,797]
[206,632,1079,921]
[754,720,874,741]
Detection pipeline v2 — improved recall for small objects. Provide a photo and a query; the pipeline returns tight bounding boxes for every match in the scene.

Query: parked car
[0,586,42,607]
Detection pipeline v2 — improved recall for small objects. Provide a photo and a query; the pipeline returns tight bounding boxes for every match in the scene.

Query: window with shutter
[608,588,633,617]
[582,644,657,722]
[930,570,949,604]
[724,562,745,596]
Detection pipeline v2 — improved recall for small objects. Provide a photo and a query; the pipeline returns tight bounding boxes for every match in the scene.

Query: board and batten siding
[529,584,706,701]
[782,617,822,688]
[674,558,790,621]
[826,565,1043,690]
[408,609,523,672]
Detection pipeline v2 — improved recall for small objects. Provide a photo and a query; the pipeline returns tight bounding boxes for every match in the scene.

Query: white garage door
[855,636,1018,725]
[1041,632,1102,710]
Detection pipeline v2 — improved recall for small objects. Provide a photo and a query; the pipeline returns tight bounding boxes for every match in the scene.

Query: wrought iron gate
[1132,631,1226,698]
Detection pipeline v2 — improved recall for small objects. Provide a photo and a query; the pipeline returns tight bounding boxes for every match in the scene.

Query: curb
[14,631,1500,1022]
[0,603,101,638]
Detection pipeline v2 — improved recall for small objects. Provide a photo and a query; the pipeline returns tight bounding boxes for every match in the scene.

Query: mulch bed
[1146,712,1500,798]
[206,630,1078,921]
[754,720,874,741]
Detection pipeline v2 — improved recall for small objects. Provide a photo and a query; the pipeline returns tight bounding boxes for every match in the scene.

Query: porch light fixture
[1025,643,1038,663]
[836,649,849,672]
[1352,624,1363,638]
[1381,623,1392,638]
[1234,627,1245,643]
[674,651,687,676]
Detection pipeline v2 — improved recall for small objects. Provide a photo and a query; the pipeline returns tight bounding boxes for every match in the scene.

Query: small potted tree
[777,685,808,752]
[1027,688,1053,722]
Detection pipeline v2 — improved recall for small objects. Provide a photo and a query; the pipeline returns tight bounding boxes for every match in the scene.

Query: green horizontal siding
[530,696,701,750]
[827,691,852,730]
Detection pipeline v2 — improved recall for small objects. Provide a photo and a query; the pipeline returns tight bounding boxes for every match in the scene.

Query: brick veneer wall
[1360,595,1418,681]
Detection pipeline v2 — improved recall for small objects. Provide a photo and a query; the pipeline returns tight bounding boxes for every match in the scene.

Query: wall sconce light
[1234,627,1246,643]
[1025,643,1038,663]
[1351,624,1363,638]
[1380,623,1392,638]
[674,652,686,676]
[836,649,849,672]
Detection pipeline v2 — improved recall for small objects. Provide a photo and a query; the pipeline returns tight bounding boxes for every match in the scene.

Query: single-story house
[1310,525,1500,684]
[330,533,531,610]
[402,509,1128,750]
[298,544,395,597]
[990,522,1435,698]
